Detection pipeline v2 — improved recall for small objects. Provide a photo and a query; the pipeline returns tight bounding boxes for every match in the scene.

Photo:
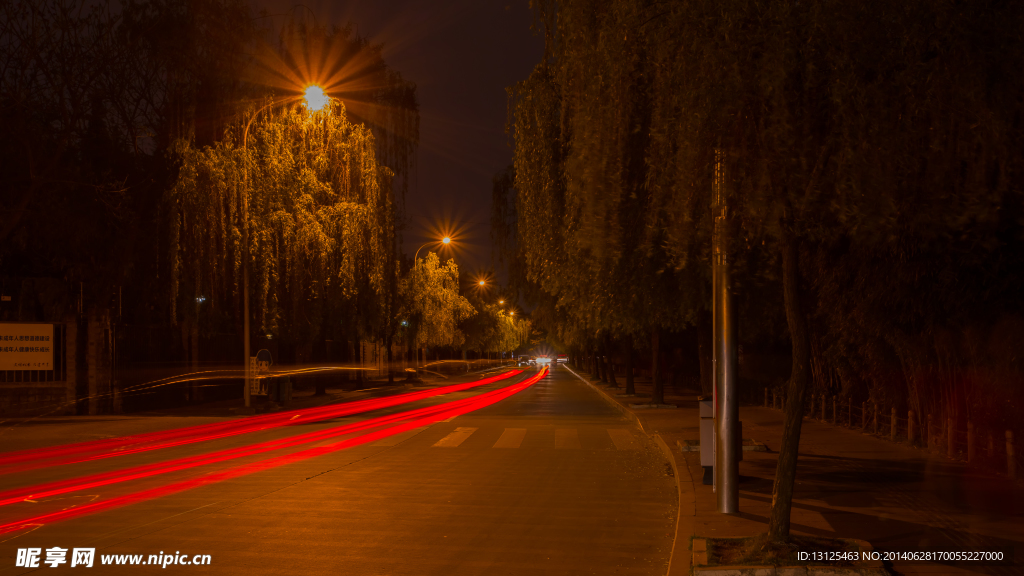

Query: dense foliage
[401,252,475,350]
[170,99,397,353]
[503,0,1024,539]
[0,0,430,364]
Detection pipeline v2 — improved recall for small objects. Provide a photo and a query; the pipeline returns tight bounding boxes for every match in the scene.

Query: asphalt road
[1,365,677,575]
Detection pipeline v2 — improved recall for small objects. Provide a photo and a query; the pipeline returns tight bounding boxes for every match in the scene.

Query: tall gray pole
[713,148,739,513]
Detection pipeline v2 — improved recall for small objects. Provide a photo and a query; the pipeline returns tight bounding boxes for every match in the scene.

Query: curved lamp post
[414,236,451,263]
[241,86,327,408]
[408,236,451,369]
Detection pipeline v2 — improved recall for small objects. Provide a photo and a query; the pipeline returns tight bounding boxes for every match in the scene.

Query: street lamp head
[478,280,486,286]
[442,236,451,245]
[304,85,329,111]
[499,299,504,304]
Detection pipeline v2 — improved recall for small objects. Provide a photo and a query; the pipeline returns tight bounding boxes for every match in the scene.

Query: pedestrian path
[567,367,1024,576]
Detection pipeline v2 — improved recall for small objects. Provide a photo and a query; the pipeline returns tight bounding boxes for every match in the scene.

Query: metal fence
[765,387,1020,481]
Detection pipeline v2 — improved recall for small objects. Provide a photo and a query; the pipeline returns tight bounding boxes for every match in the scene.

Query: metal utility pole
[243,256,251,408]
[713,148,739,513]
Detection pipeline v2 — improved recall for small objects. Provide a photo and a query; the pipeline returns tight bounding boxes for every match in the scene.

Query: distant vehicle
[556,354,567,363]
[528,356,537,366]
[517,357,530,367]
[536,356,551,365]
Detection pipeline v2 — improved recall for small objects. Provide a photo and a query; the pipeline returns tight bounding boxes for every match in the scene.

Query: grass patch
[706,533,858,567]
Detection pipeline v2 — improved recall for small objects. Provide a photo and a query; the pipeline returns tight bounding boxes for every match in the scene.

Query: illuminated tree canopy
[169,99,396,348]
[401,252,475,350]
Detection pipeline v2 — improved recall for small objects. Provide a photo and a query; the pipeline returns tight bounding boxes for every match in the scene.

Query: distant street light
[414,236,452,262]
[240,91,327,408]
[478,280,486,286]
[499,299,504,304]
[410,235,452,370]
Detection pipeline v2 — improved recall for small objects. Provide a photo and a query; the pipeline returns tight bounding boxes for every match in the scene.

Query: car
[517,357,530,367]
[536,356,551,365]
[556,354,567,363]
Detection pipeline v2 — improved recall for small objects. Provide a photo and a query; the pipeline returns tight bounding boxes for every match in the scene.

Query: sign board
[0,323,54,370]
[249,356,269,395]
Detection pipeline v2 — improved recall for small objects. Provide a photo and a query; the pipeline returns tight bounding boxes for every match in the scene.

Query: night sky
[259,0,544,277]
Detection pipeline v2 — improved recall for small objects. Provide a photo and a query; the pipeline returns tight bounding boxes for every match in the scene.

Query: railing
[764,387,1019,481]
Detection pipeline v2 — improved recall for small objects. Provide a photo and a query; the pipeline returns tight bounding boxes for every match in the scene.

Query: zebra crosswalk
[492,428,527,448]
[433,427,479,447]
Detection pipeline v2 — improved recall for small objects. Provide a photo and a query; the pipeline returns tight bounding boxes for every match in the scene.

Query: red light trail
[0,369,522,474]
[0,368,548,535]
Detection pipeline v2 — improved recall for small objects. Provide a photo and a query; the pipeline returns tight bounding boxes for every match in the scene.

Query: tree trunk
[625,338,635,395]
[698,310,714,397]
[386,335,394,385]
[651,327,665,405]
[599,340,609,383]
[768,232,812,542]
[314,333,326,396]
[606,337,618,387]
[355,340,364,387]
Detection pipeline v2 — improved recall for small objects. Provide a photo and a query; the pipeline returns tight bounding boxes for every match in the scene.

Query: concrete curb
[655,433,690,576]
[562,364,686,576]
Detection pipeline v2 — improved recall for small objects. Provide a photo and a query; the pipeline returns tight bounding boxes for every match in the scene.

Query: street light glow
[478,280,486,286]
[304,85,329,111]
[499,300,504,304]
[442,236,451,244]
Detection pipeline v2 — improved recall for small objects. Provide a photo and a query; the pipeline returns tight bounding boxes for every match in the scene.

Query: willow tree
[461,300,532,357]
[510,0,1024,546]
[401,252,475,360]
[506,0,705,404]
[168,98,397,360]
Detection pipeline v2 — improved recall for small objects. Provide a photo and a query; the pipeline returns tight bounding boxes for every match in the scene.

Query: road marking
[372,427,427,446]
[607,428,639,450]
[492,428,527,448]
[432,427,478,447]
[554,428,581,449]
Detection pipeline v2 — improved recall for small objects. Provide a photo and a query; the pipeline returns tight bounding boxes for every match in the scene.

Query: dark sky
[257,0,544,278]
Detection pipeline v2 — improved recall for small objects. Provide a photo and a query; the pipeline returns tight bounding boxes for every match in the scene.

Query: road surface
[1,365,676,575]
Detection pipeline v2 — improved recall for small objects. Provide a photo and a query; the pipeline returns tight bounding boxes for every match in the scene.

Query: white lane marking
[432,427,478,447]
[554,428,581,449]
[607,428,639,450]
[492,428,527,448]
[372,427,427,446]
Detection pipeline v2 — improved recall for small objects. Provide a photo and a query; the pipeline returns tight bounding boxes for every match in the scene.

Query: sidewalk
[566,365,1023,576]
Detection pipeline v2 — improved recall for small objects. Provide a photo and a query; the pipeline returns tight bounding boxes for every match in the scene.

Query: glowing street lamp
[414,236,453,262]
[304,85,329,111]
[478,280,486,286]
